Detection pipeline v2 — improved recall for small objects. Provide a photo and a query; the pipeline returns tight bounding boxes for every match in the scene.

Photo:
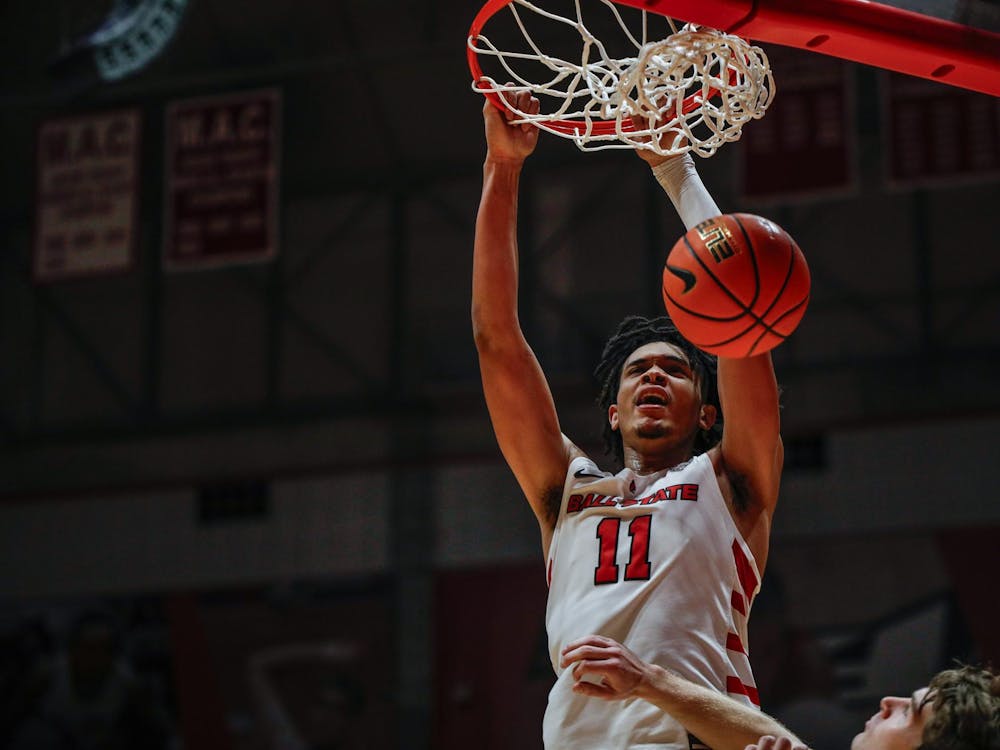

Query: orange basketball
[661,213,810,357]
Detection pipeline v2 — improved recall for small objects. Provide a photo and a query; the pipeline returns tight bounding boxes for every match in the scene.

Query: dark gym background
[1,2,998,749]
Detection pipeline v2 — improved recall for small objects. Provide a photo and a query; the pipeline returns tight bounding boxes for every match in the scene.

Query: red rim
[467,0,726,136]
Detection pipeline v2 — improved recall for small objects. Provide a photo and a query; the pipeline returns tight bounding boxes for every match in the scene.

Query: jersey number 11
[594,515,652,585]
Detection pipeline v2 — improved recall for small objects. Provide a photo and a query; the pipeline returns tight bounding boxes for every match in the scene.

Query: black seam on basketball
[667,217,808,353]
[748,325,787,357]
[668,238,751,322]
[747,296,809,355]
[681,316,769,350]
[732,213,789,341]
[750,227,799,331]
[681,234,762,320]
[767,294,810,332]
[663,281,748,322]
[682,219,784,339]
[732,215,805,341]
[731,214,763,309]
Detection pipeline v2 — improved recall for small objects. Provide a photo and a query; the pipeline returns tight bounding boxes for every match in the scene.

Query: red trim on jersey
[726,632,745,654]
[547,558,553,588]
[732,540,759,603]
[726,676,761,706]
[731,591,746,616]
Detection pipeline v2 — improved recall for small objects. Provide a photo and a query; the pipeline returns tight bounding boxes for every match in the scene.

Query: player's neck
[623,444,694,475]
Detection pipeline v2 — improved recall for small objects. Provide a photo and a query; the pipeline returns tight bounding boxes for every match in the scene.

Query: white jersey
[544,452,761,750]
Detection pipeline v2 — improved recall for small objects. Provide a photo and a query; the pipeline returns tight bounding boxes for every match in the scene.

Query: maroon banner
[164,89,280,270]
[34,109,141,281]
[884,73,1000,187]
[434,564,551,750]
[193,584,394,750]
[739,48,855,203]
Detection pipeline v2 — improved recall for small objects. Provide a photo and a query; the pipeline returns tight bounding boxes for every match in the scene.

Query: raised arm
[714,349,782,568]
[639,146,783,568]
[561,636,807,750]
[473,93,579,553]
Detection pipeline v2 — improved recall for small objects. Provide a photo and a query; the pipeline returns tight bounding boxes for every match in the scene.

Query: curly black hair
[593,315,722,467]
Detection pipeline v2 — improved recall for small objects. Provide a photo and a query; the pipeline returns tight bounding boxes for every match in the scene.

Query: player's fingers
[513,90,531,131]
[562,642,604,659]
[562,634,614,654]
[484,99,508,124]
[561,644,611,667]
[571,658,623,684]
[481,82,501,117]
[571,681,614,699]
[629,113,653,142]
[503,88,521,119]
[499,83,518,120]
[521,95,540,132]
[571,658,604,680]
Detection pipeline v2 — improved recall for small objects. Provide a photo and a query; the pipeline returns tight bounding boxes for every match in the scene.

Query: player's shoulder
[562,436,593,472]
[567,454,611,483]
[536,437,594,527]
[707,442,777,519]
[705,444,725,475]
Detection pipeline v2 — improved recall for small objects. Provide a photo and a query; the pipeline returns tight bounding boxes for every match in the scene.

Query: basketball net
[469,0,775,157]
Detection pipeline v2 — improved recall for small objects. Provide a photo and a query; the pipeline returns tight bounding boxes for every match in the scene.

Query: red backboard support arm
[614,0,1000,96]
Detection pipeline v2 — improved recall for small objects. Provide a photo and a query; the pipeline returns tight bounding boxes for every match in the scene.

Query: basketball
[661,213,810,357]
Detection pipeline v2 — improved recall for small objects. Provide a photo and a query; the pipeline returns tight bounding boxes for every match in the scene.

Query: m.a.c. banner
[164,88,281,271]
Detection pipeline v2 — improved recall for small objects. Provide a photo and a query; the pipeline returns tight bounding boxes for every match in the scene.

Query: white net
[469,0,775,157]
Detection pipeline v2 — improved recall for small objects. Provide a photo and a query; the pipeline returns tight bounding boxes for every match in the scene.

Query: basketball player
[474,88,783,748]
[561,634,1000,750]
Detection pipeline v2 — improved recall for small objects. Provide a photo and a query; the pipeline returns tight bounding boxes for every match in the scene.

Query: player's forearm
[635,666,804,750]
[651,154,721,230]
[472,158,525,345]
[716,353,783,489]
[717,354,780,433]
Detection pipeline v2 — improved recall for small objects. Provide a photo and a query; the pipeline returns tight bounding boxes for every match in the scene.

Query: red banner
[739,48,855,203]
[164,89,280,270]
[34,109,141,281]
[883,73,1000,187]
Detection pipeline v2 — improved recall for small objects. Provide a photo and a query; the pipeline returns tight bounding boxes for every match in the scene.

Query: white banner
[34,109,141,282]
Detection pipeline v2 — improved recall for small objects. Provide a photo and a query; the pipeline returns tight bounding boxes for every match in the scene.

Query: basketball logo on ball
[694,220,738,263]
[662,213,810,358]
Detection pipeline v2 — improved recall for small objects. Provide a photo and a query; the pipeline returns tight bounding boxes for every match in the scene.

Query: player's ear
[699,404,717,431]
[608,404,619,432]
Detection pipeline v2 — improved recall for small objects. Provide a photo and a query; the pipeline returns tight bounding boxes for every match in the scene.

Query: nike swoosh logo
[574,469,605,479]
[665,263,697,293]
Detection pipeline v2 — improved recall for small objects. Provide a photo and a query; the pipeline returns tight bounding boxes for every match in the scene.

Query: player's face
[609,341,711,456]
[851,688,933,750]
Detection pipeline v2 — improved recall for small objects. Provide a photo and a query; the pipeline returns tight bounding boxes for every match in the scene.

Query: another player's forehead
[622,341,691,371]
[913,686,935,717]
